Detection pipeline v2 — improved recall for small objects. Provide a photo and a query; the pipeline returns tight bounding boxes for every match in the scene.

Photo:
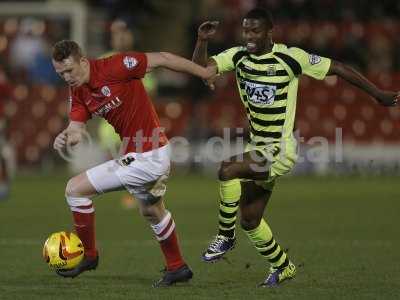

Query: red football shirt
[69,52,168,153]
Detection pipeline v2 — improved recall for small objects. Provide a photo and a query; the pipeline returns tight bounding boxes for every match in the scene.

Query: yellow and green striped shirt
[211,43,331,146]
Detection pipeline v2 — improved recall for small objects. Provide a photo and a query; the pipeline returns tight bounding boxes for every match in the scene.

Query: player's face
[111,30,134,52]
[242,18,271,54]
[52,56,89,87]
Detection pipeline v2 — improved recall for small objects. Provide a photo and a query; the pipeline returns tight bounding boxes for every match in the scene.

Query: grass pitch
[0,173,399,299]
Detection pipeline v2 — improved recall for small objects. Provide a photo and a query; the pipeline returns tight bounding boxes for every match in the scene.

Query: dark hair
[52,40,83,62]
[244,8,274,29]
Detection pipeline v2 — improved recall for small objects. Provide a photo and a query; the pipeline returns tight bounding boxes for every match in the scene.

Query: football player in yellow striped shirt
[192,7,399,287]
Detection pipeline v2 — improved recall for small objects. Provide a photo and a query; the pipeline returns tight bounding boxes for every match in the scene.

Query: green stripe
[274,52,302,76]
[242,61,288,72]
[250,124,282,139]
[219,220,236,228]
[237,72,290,89]
[272,93,287,101]
[238,62,288,77]
[276,257,289,269]
[269,249,284,263]
[251,135,280,143]
[219,209,236,219]
[232,50,248,66]
[246,109,286,121]
[256,238,274,250]
[250,116,285,127]
[244,98,286,114]
[261,242,278,256]
[238,73,290,86]
[251,123,282,133]
[220,201,239,208]
[253,141,280,147]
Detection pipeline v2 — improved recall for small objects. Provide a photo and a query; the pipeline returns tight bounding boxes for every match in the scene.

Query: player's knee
[139,205,158,223]
[240,218,259,231]
[139,200,166,224]
[65,177,82,197]
[218,162,236,181]
[240,212,260,231]
[140,206,151,217]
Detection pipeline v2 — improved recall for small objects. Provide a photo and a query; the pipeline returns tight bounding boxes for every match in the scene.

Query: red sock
[72,205,97,259]
[152,212,185,271]
[160,228,185,271]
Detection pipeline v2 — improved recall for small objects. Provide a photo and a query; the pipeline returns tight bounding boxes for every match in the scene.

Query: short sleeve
[211,47,245,74]
[69,89,91,122]
[105,52,148,81]
[288,47,331,80]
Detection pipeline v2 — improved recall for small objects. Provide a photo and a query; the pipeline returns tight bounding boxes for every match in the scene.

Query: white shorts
[86,144,170,204]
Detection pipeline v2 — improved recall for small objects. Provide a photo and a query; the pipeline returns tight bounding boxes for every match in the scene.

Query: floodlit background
[0,1,399,299]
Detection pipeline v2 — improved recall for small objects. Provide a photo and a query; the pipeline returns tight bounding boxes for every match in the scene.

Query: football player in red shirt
[52,40,214,287]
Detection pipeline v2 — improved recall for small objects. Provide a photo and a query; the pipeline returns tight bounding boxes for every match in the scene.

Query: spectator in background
[104,18,135,55]
[0,67,12,200]
[9,18,59,85]
[367,33,394,75]
[0,121,11,200]
[9,18,46,71]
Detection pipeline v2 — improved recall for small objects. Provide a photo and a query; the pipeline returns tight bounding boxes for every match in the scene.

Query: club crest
[123,56,138,69]
[309,54,321,65]
[101,86,111,97]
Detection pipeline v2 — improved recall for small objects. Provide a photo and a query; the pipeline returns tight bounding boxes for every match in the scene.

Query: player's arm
[192,21,220,89]
[192,21,219,67]
[327,60,399,107]
[53,121,87,151]
[54,90,90,152]
[145,52,215,81]
[289,47,399,107]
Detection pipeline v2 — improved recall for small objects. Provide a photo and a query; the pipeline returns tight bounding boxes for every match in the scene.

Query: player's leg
[240,181,295,287]
[64,172,98,258]
[137,196,185,272]
[136,197,192,287]
[57,159,126,278]
[120,145,192,287]
[202,150,271,262]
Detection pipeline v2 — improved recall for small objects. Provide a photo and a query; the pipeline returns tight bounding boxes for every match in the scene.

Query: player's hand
[53,130,68,151]
[198,21,219,41]
[203,65,218,90]
[65,129,83,148]
[374,90,399,107]
[205,75,218,91]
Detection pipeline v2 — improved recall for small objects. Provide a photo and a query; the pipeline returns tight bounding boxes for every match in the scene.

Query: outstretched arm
[328,60,399,106]
[145,52,215,81]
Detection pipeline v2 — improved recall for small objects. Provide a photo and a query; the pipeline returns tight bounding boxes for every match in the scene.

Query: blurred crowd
[1,0,400,81]
[189,0,400,74]
[0,0,400,167]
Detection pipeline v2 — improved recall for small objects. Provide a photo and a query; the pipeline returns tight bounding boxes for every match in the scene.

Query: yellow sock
[244,218,289,269]
[218,179,241,238]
